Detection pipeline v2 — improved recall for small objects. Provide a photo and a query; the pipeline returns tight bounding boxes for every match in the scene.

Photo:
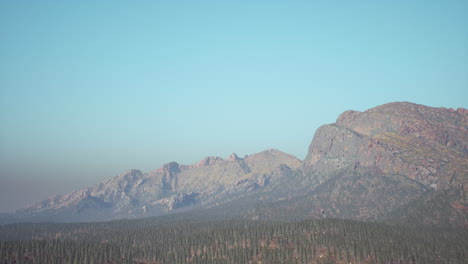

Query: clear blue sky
[1,0,467,212]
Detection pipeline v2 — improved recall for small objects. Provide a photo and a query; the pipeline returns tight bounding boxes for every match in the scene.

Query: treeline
[1,217,467,264]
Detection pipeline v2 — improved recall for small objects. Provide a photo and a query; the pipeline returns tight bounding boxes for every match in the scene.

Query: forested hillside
[1,215,466,264]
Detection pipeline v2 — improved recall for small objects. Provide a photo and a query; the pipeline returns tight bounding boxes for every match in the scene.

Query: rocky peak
[194,156,224,167]
[228,153,240,161]
[245,148,301,173]
[97,169,144,193]
[305,102,467,188]
[118,169,143,179]
[335,102,467,151]
[157,161,181,174]
[9,101,466,225]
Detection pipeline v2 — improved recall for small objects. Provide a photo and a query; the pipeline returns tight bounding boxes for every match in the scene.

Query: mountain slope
[205,102,467,226]
[304,102,467,189]
[300,102,467,225]
[5,101,467,226]
[15,149,301,222]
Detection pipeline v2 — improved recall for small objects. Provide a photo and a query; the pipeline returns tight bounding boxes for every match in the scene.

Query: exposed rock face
[304,102,467,189]
[8,102,467,226]
[295,102,467,226]
[157,192,199,210]
[19,149,301,222]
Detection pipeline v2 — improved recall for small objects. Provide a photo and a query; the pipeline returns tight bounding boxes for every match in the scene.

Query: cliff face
[8,102,467,225]
[304,102,467,189]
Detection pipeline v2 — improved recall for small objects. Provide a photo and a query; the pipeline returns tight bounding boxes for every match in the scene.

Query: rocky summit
[6,102,467,226]
[287,102,467,226]
[304,102,467,189]
[14,149,301,222]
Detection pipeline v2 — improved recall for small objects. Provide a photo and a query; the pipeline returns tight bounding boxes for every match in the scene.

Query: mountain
[4,102,467,225]
[12,149,301,222]
[294,102,467,225]
[201,102,466,226]
[304,102,467,189]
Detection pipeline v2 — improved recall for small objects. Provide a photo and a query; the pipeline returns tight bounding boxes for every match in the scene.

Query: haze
[1,0,467,212]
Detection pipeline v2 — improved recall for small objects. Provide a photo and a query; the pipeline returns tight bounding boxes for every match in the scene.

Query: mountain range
[3,102,467,226]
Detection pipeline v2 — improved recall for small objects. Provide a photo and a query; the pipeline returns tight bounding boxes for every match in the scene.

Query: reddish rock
[305,102,467,188]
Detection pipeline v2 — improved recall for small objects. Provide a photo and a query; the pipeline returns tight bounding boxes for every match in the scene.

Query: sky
[0,0,467,212]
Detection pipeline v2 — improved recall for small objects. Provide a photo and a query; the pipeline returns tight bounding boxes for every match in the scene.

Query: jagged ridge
[18,149,301,222]
[6,102,467,226]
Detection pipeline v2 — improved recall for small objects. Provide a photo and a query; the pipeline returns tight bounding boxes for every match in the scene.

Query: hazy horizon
[1,1,467,212]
